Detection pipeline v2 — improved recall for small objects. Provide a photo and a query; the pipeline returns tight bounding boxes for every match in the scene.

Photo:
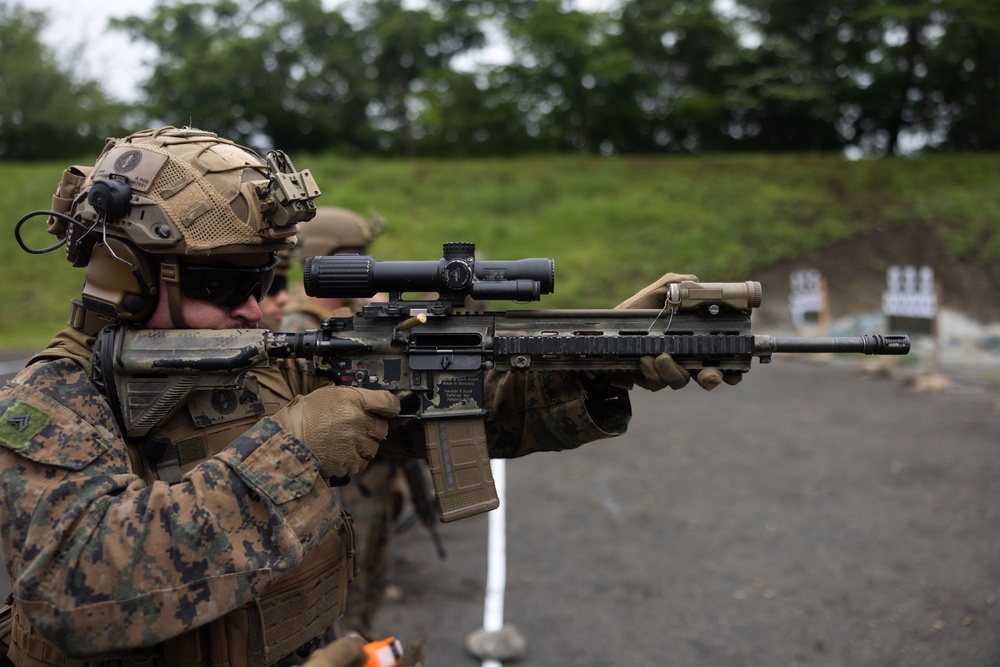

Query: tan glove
[300,636,366,667]
[616,272,698,311]
[271,386,401,478]
[617,272,742,391]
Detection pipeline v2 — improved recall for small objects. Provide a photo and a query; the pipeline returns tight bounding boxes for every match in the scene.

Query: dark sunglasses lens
[180,257,278,308]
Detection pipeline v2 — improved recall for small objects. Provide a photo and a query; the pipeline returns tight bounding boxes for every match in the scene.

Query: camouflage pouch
[209,512,355,667]
[0,601,13,667]
[6,601,89,667]
[46,166,93,241]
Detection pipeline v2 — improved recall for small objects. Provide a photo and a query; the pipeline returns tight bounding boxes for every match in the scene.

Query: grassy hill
[3,153,1000,350]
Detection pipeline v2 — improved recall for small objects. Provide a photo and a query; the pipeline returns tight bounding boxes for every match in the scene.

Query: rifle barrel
[758,334,910,355]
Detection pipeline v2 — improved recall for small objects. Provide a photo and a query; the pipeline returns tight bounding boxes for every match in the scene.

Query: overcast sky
[18,0,158,101]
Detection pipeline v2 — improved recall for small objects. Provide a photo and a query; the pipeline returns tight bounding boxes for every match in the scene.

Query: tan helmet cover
[47,127,321,332]
[60,126,321,257]
[292,207,385,259]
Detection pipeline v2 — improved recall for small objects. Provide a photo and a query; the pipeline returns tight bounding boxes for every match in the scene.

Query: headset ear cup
[88,179,133,222]
[81,239,158,322]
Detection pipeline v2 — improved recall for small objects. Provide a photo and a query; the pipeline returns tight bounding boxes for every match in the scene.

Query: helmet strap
[159,258,189,329]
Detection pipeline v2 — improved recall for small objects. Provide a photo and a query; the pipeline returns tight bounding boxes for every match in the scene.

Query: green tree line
[2,0,998,159]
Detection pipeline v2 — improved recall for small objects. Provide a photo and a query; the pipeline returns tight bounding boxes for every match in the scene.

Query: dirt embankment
[749,227,1000,330]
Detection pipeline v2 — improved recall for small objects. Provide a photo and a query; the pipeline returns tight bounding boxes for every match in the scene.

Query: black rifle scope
[304,242,555,301]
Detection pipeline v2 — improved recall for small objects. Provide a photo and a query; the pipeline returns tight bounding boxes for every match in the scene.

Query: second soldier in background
[281,207,399,638]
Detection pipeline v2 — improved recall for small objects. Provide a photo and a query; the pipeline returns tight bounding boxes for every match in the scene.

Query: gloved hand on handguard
[616,272,743,391]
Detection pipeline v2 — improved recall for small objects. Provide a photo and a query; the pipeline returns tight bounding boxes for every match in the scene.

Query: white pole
[482,458,506,667]
[466,458,526,664]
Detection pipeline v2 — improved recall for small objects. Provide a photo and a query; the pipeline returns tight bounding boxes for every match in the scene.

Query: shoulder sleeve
[0,359,124,469]
[483,369,632,458]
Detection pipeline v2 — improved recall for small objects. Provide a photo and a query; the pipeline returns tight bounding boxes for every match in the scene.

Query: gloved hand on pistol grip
[618,272,743,391]
[271,386,401,479]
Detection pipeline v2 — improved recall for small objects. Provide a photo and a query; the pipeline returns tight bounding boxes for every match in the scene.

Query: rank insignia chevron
[8,414,30,432]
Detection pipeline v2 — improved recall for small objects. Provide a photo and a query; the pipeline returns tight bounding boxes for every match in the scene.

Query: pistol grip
[423,418,499,523]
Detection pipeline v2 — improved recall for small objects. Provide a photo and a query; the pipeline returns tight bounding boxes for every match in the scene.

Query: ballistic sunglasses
[179,254,280,308]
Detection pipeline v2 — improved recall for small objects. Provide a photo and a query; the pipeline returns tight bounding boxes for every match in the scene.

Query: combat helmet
[291,206,385,260]
[41,126,321,333]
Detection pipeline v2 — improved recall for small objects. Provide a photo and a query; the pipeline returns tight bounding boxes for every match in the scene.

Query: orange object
[363,637,403,667]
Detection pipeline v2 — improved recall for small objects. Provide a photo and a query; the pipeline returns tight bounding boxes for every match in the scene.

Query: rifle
[91,242,909,523]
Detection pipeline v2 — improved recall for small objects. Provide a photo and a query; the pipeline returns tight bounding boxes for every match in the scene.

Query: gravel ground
[376,353,1000,667]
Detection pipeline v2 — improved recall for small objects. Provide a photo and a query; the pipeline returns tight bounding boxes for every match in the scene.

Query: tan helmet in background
[292,206,385,259]
[44,126,321,332]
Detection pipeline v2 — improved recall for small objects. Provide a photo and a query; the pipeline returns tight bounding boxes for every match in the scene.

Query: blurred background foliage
[1,0,998,160]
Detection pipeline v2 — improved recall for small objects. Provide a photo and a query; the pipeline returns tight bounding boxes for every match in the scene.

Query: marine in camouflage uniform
[280,207,397,639]
[0,128,703,667]
[0,127,371,667]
